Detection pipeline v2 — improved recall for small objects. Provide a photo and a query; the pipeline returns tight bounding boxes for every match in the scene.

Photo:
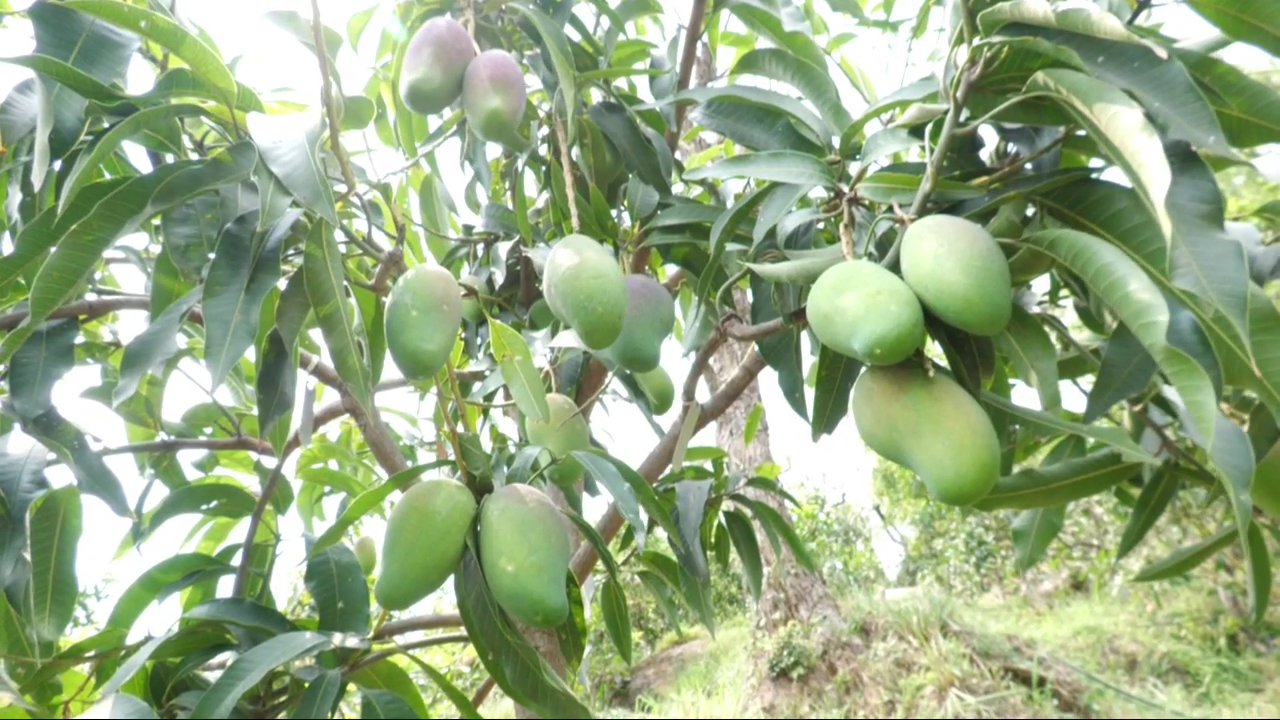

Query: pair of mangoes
[541,233,677,374]
[398,16,527,143]
[806,215,1013,508]
[374,479,573,629]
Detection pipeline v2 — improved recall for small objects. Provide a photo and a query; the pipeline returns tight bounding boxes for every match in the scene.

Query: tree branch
[570,347,766,582]
[346,633,471,674]
[371,612,464,640]
[665,0,709,153]
[310,0,357,196]
[0,296,151,332]
[97,436,273,459]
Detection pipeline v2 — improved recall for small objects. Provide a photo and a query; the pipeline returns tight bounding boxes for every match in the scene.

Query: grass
[560,581,1280,719]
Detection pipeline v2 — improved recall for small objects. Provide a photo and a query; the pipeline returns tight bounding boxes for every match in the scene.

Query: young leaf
[490,318,550,424]
[974,451,1142,510]
[188,631,332,719]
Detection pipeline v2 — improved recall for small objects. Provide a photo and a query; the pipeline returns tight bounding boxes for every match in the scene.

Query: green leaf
[744,244,844,286]
[7,317,80,422]
[0,143,258,365]
[290,668,343,720]
[348,659,430,719]
[672,480,713,585]
[1172,46,1280,148]
[0,178,127,296]
[60,103,212,212]
[189,631,332,719]
[721,509,764,602]
[1020,229,1218,448]
[511,4,577,125]
[1026,68,1173,243]
[489,318,549,424]
[974,451,1143,510]
[258,329,298,444]
[809,343,861,442]
[453,548,592,719]
[588,101,669,194]
[309,461,450,556]
[305,544,370,636]
[203,209,295,391]
[1118,468,1183,560]
[857,172,983,204]
[114,289,200,406]
[262,10,344,64]
[1185,0,1280,57]
[572,450,647,550]
[993,306,1060,412]
[980,392,1158,463]
[1132,524,1237,582]
[106,553,232,634]
[76,693,158,719]
[26,485,81,642]
[97,632,175,697]
[361,689,422,719]
[1245,522,1272,624]
[1083,322,1156,424]
[302,218,373,417]
[688,96,825,154]
[0,54,126,105]
[20,408,130,518]
[143,482,257,539]
[403,660,482,719]
[598,576,633,666]
[978,0,1143,42]
[732,495,818,572]
[677,85,829,145]
[731,48,852,133]
[685,150,836,187]
[1010,505,1065,572]
[184,598,299,641]
[251,115,338,226]
[0,442,50,589]
[59,0,240,107]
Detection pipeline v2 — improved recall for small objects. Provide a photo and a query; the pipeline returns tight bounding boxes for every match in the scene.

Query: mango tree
[0,0,1277,718]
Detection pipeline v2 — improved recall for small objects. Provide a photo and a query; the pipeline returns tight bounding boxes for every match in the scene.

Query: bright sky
[0,0,1275,644]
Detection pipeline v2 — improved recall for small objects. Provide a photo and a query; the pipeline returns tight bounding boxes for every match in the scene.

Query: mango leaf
[1083,322,1156,423]
[810,343,862,442]
[857,172,984,204]
[1172,46,1280,148]
[305,544,370,636]
[290,668,343,720]
[258,329,298,444]
[730,48,852,133]
[573,452,647,552]
[361,689,422,719]
[348,659,430,719]
[0,178,126,295]
[974,451,1142,510]
[688,97,825,154]
[677,85,829,144]
[7,317,80,422]
[1020,229,1218,448]
[0,442,50,590]
[980,392,1157,463]
[1027,69,1172,243]
[1185,0,1280,57]
[76,694,158,719]
[1132,524,1238,582]
[1011,504,1065,572]
[672,480,713,585]
[684,150,836,187]
[113,289,200,406]
[1245,522,1272,624]
[105,553,233,634]
[490,318,550,424]
[744,244,844,286]
[977,0,1146,43]
[453,548,592,719]
[994,306,1061,412]
[588,101,669,194]
[26,486,81,642]
[400,658,483,719]
[183,598,299,641]
[20,408,130,518]
[598,576,633,665]
[511,4,577,125]
[721,509,764,602]
[0,143,258,365]
[251,114,338,226]
[59,0,240,107]
[0,53,126,105]
[731,495,818,572]
[189,631,332,719]
[302,218,373,416]
[142,483,257,539]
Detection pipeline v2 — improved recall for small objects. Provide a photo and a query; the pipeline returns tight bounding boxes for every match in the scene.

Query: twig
[372,612,464,640]
[470,677,497,710]
[554,116,581,234]
[346,633,472,674]
[310,0,358,197]
[665,0,709,152]
[96,436,273,459]
[0,296,150,331]
[232,448,297,598]
[724,313,805,342]
[880,50,985,270]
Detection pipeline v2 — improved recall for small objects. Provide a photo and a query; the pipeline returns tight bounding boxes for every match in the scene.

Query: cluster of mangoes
[398,15,527,143]
[807,214,1014,507]
[368,478,575,630]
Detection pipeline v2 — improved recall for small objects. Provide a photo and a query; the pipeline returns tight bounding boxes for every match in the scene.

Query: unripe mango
[354,536,377,575]
[462,50,527,143]
[602,275,675,373]
[399,16,476,116]
[900,214,1013,337]
[524,393,590,489]
[806,259,925,366]
[375,478,478,610]
[385,264,463,382]
[636,366,675,415]
[851,363,1000,507]
[542,234,627,350]
[479,483,572,628]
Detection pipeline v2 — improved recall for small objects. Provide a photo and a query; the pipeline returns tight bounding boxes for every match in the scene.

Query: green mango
[636,366,675,415]
[900,214,1013,337]
[398,16,476,116]
[384,264,463,382]
[851,363,1000,507]
[354,536,377,576]
[479,484,572,628]
[461,49,527,143]
[600,274,675,373]
[806,259,925,366]
[374,478,477,611]
[523,393,590,489]
[542,234,628,350]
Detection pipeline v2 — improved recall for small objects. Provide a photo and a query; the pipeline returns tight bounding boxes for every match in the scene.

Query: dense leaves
[0,0,1276,718]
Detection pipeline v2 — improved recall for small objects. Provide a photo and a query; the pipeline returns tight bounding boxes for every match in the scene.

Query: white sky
[0,0,1275,644]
